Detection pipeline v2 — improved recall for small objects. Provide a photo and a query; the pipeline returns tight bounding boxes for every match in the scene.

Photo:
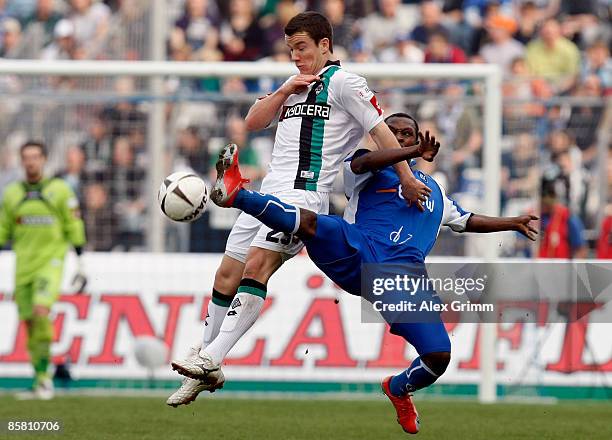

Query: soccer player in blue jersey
[206,113,539,434]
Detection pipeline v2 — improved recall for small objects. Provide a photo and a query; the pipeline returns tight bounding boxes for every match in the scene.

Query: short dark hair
[385,113,420,136]
[20,140,47,157]
[285,11,334,53]
[429,29,450,43]
[541,177,557,198]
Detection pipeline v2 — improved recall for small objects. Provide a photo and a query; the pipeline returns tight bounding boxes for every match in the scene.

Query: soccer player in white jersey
[167,11,430,406]
[204,114,538,434]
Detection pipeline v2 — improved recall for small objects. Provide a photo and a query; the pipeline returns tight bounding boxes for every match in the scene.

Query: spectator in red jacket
[597,159,612,258]
[597,214,612,259]
[539,177,587,259]
[424,30,466,64]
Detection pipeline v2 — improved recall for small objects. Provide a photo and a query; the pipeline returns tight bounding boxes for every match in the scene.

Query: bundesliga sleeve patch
[357,84,374,101]
[356,83,383,116]
[369,95,383,116]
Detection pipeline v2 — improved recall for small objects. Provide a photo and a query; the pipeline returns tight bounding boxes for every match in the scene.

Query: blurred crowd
[0,0,610,257]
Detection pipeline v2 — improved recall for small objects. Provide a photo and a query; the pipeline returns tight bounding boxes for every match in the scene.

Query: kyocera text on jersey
[279,103,331,121]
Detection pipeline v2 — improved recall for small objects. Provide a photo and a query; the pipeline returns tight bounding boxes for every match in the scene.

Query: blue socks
[233,189,300,234]
[389,357,440,396]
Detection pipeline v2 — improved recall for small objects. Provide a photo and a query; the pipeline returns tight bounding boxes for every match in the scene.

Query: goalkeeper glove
[70,256,88,294]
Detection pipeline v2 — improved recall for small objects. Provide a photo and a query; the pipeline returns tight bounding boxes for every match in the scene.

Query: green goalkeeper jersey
[0,177,86,284]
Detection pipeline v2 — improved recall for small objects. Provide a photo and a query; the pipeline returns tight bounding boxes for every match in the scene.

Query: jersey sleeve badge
[356,83,383,116]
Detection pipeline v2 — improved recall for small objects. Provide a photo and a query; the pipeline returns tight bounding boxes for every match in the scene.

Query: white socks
[205,289,265,366]
[200,300,229,353]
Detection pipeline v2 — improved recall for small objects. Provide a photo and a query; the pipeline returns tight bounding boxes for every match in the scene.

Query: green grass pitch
[1,395,611,440]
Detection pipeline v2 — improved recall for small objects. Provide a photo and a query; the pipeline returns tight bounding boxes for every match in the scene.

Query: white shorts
[224,189,330,263]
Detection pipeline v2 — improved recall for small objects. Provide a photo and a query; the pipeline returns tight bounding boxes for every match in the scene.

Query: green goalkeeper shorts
[14,260,64,320]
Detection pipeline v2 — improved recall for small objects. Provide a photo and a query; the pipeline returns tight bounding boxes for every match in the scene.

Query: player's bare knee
[214,266,233,289]
[296,208,317,239]
[421,351,451,376]
[214,255,245,294]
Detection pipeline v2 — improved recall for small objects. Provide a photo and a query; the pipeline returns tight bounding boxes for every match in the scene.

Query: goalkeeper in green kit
[0,141,87,400]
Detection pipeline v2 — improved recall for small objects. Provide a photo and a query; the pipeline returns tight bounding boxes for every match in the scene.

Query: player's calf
[28,309,53,389]
[420,352,451,377]
[213,255,244,297]
[387,321,451,395]
[242,248,283,284]
[389,353,449,397]
[230,191,319,241]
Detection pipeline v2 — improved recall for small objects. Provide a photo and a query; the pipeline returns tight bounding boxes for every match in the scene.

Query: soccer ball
[133,335,169,369]
[158,171,208,222]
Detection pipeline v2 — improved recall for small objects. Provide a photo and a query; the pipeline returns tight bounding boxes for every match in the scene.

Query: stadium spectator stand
[0,0,609,255]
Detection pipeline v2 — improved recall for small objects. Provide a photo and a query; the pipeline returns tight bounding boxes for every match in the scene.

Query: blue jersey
[343,150,471,263]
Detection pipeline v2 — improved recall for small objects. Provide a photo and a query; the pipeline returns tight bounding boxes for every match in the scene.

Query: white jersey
[260,61,384,194]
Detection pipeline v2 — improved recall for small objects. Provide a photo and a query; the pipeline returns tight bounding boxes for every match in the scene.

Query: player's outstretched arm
[0,193,13,247]
[59,183,88,293]
[351,130,440,174]
[369,123,432,211]
[245,74,320,131]
[465,214,539,241]
[350,145,421,174]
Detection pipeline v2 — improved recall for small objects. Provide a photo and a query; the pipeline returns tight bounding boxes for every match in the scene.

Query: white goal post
[0,59,502,402]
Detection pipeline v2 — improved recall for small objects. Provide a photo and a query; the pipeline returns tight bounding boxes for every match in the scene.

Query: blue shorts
[303,215,451,355]
[303,215,374,297]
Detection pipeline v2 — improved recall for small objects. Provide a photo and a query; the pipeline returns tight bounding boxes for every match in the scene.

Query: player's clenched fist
[279,74,320,96]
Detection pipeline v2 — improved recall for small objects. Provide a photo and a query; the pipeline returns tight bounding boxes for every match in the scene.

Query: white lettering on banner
[0,252,611,383]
